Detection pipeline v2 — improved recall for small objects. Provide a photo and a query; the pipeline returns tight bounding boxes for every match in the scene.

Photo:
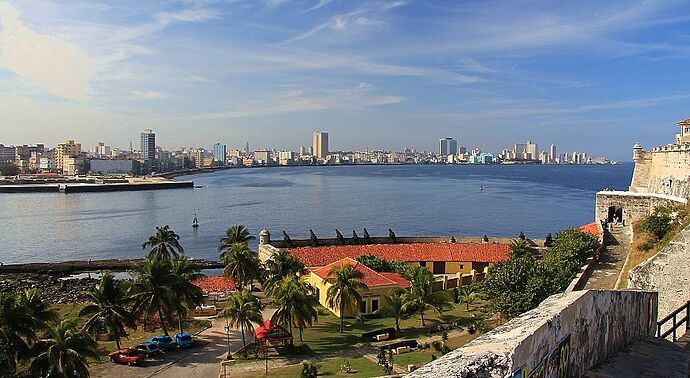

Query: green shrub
[640,212,673,240]
[300,361,319,378]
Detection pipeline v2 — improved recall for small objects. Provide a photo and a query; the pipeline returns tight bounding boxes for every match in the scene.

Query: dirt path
[584,226,631,290]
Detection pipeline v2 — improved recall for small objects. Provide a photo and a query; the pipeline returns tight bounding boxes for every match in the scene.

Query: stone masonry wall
[633,146,690,198]
[629,223,690,323]
[405,290,658,378]
[630,151,652,192]
[595,191,685,225]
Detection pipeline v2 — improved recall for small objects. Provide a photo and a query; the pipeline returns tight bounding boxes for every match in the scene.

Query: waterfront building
[540,151,549,164]
[254,148,272,165]
[439,137,458,156]
[312,131,329,159]
[90,142,111,158]
[213,143,227,164]
[55,139,81,174]
[278,150,294,165]
[89,159,137,175]
[140,129,156,160]
[62,156,84,175]
[550,144,557,163]
[0,144,16,163]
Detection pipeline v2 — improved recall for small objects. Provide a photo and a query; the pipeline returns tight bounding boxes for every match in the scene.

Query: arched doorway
[607,206,623,223]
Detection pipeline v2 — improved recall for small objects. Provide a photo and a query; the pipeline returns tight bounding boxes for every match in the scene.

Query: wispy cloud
[0,2,95,101]
[304,0,338,12]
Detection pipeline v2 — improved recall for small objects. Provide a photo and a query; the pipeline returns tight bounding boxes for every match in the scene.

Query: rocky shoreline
[0,258,223,274]
[0,273,99,304]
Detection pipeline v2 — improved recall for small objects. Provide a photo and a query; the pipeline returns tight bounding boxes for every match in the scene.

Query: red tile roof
[579,222,600,236]
[312,257,410,288]
[193,276,236,293]
[290,243,510,268]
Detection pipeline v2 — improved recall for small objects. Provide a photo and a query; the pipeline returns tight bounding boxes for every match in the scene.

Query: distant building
[278,150,294,166]
[55,140,82,174]
[254,148,272,165]
[140,129,156,160]
[550,144,557,163]
[91,142,111,158]
[213,143,227,164]
[539,151,549,164]
[192,149,206,168]
[312,131,329,159]
[512,141,538,160]
[0,144,16,163]
[439,137,458,156]
[89,159,137,175]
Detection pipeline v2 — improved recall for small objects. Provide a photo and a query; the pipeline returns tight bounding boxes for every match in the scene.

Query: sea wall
[405,290,658,378]
[595,190,686,225]
[629,223,690,323]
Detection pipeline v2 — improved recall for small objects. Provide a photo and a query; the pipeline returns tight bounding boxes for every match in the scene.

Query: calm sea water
[0,164,633,264]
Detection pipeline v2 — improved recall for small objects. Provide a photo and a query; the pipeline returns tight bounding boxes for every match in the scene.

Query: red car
[108,348,145,366]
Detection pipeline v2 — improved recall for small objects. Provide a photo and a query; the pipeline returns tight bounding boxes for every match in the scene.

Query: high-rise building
[55,140,81,173]
[525,141,537,160]
[213,143,227,164]
[140,129,156,160]
[439,137,458,156]
[312,131,329,159]
[0,144,16,163]
[254,148,272,165]
[550,144,557,163]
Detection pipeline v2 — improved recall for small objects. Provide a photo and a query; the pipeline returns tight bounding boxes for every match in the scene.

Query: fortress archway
[607,206,623,223]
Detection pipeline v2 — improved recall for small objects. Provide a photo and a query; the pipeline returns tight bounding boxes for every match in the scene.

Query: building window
[371,298,379,313]
[419,261,426,267]
[460,264,464,269]
[360,300,367,314]
[433,261,445,274]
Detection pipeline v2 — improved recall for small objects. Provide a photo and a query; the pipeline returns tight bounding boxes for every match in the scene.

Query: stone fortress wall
[406,290,659,378]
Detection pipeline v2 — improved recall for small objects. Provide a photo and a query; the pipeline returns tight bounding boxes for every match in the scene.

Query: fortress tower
[675,118,690,145]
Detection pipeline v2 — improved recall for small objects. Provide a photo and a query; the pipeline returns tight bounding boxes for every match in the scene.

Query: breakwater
[0,258,224,274]
[0,180,193,193]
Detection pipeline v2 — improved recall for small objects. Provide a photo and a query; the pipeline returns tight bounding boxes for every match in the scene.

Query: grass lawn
[52,303,211,365]
[235,355,383,378]
[393,332,481,367]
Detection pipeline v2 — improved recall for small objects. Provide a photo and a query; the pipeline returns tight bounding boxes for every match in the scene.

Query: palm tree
[401,267,453,326]
[323,264,368,333]
[263,250,304,295]
[219,224,255,254]
[0,293,36,374]
[222,242,261,290]
[223,290,263,353]
[383,289,407,333]
[17,289,58,331]
[30,319,99,378]
[459,285,478,311]
[130,257,176,336]
[142,225,184,260]
[79,273,135,350]
[270,276,318,343]
[170,257,205,333]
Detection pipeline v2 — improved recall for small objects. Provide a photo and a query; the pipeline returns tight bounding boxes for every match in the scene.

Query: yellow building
[55,139,81,174]
[304,257,410,317]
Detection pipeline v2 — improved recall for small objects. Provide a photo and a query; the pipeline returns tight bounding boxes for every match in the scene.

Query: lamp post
[224,320,231,354]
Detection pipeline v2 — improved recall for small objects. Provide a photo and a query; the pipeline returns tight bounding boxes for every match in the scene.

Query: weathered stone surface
[629,224,690,325]
[0,273,98,304]
[406,290,657,378]
[595,191,685,225]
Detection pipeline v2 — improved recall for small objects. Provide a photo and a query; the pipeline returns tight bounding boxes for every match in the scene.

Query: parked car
[192,304,217,316]
[108,348,145,366]
[147,335,177,351]
[174,332,194,348]
[134,342,160,358]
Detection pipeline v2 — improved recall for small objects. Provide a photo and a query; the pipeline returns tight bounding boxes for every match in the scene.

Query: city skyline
[3,1,690,160]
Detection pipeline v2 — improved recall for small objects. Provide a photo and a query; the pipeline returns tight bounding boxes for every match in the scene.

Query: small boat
[192,214,199,228]
[480,184,484,191]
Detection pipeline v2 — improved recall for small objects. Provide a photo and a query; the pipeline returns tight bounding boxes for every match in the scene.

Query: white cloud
[0,2,95,101]
[133,90,165,99]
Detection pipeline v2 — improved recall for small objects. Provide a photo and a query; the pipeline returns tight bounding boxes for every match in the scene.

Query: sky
[2,0,690,160]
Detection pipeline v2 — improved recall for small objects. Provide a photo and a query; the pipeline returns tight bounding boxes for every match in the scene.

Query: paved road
[93,309,276,378]
[584,226,631,290]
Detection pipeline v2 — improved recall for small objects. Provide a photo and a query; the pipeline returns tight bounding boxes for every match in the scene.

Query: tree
[223,290,263,353]
[548,228,600,264]
[323,264,368,333]
[508,239,532,259]
[482,256,551,319]
[458,285,478,311]
[130,257,176,336]
[222,243,261,290]
[0,293,36,374]
[141,225,184,260]
[29,320,99,378]
[300,361,319,378]
[219,224,255,254]
[383,289,407,333]
[0,163,19,176]
[376,348,394,375]
[270,276,318,343]
[640,207,674,240]
[355,254,406,273]
[79,273,135,350]
[262,250,304,295]
[400,267,452,326]
[17,289,58,331]
[170,257,205,333]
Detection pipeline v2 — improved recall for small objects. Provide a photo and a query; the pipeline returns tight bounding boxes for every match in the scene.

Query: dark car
[147,335,177,351]
[108,348,145,366]
[134,342,160,358]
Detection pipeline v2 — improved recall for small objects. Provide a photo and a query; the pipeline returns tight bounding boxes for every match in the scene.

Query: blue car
[146,335,177,351]
[174,332,193,348]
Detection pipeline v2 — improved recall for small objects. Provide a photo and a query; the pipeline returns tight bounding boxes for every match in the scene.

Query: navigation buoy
[192,214,199,228]
[480,184,484,191]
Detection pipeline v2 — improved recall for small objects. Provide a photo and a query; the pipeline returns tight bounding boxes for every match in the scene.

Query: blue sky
[2,0,690,160]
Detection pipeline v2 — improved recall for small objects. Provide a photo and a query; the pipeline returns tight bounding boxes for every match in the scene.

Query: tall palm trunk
[339,300,345,333]
[158,307,168,336]
[299,325,303,342]
[115,335,121,350]
[178,312,184,333]
[240,322,246,352]
[288,319,294,345]
[420,309,425,327]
